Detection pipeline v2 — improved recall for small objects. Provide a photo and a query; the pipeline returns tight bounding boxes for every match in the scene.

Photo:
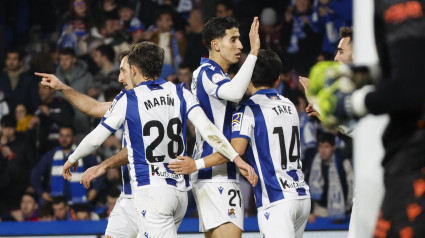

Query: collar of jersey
[254,88,279,95]
[137,78,167,87]
[200,57,224,72]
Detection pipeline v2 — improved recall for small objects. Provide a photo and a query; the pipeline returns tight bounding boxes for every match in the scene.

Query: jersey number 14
[273,126,301,170]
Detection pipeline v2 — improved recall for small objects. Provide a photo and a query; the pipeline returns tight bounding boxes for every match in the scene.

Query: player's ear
[212,40,220,52]
[131,65,138,77]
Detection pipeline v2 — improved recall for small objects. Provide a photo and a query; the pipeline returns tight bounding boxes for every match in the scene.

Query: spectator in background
[55,47,92,134]
[183,8,207,71]
[15,104,33,132]
[0,115,35,214]
[0,192,39,221]
[306,132,354,223]
[259,8,285,58]
[37,203,54,221]
[149,7,186,71]
[99,188,120,219]
[52,196,74,220]
[118,2,146,43]
[177,63,192,89]
[215,0,234,18]
[31,126,103,204]
[58,0,94,56]
[90,44,120,99]
[73,203,99,220]
[311,0,352,55]
[282,0,322,76]
[0,48,39,112]
[0,90,10,121]
[30,82,75,155]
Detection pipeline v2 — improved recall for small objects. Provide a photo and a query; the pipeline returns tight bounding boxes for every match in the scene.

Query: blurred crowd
[0,0,353,223]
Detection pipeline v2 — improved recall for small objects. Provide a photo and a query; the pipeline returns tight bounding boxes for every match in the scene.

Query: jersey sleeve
[231,106,254,142]
[183,87,201,116]
[201,69,231,100]
[100,92,127,133]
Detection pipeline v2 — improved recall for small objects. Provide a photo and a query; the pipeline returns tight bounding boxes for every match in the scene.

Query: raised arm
[35,72,111,118]
[216,17,260,103]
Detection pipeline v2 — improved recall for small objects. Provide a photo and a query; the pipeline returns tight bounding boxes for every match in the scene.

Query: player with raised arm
[35,52,138,238]
[61,42,257,238]
[170,50,310,238]
[189,16,260,238]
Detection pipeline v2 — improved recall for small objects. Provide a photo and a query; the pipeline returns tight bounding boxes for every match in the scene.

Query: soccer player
[189,16,260,237]
[35,52,138,238]
[62,42,256,238]
[310,0,425,236]
[170,50,311,237]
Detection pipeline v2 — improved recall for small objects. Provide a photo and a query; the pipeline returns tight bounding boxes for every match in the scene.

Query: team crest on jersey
[264,212,270,220]
[232,113,243,131]
[228,208,236,219]
[212,73,225,84]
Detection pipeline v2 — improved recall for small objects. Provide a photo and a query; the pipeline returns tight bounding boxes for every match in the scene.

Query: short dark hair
[128,42,164,80]
[59,47,76,57]
[251,50,282,87]
[52,196,68,206]
[339,27,353,43]
[72,203,91,213]
[155,5,173,21]
[38,203,54,218]
[119,50,130,61]
[95,45,115,63]
[202,17,239,50]
[318,132,336,146]
[60,125,75,135]
[1,114,17,128]
[22,192,38,204]
[6,47,24,60]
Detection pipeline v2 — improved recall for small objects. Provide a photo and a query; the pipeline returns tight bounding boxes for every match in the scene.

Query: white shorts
[133,186,188,238]
[258,198,311,238]
[192,182,244,232]
[105,196,139,238]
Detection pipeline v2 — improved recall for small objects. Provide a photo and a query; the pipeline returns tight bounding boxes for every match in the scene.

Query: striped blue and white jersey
[191,58,238,183]
[231,89,310,210]
[101,78,199,192]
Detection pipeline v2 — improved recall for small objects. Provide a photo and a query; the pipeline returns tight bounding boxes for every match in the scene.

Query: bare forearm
[61,85,111,118]
[102,147,129,169]
[203,152,229,168]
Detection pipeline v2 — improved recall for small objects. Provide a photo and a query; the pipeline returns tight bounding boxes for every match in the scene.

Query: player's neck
[250,86,271,95]
[209,53,230,73]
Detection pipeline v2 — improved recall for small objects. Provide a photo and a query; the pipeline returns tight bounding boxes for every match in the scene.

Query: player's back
[190,58,238,182]
[234,89,310,210]
[123,79,194,191]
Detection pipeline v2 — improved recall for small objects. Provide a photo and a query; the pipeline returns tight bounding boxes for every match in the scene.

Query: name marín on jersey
[144,95,175,110]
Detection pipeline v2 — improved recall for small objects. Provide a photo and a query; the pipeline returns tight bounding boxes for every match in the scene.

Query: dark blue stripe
[250,103,284,203]
[122,138,132,194]
[164,163,178,187]
[53,160,64,166]
[126,90,149,186]
[224,101,236,180]
[214,79,231,100]
[286,170,307,196]
[231,133,251,142]
[101,121,116,133]
[177,86,191,187]
[196,68,214,180]
[245,145,262,208]
[186,104,200,117]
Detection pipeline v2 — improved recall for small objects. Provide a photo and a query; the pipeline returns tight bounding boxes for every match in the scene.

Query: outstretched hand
[63,160,79,181]
[34,72,66,91]
[234,156,258,186]
[249,17,260,56]
[80,164,107,189]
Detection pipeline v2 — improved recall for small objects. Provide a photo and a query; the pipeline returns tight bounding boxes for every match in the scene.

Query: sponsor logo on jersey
[212,73,225,83]
[279,178,306,189]
[218,186,224,194]
[264,212,270,220]
[151,165,183,180]
[232,113,243,131]
[228,208,236,218]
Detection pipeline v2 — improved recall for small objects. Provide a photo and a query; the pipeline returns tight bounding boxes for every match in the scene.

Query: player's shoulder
[198,58,229,83]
